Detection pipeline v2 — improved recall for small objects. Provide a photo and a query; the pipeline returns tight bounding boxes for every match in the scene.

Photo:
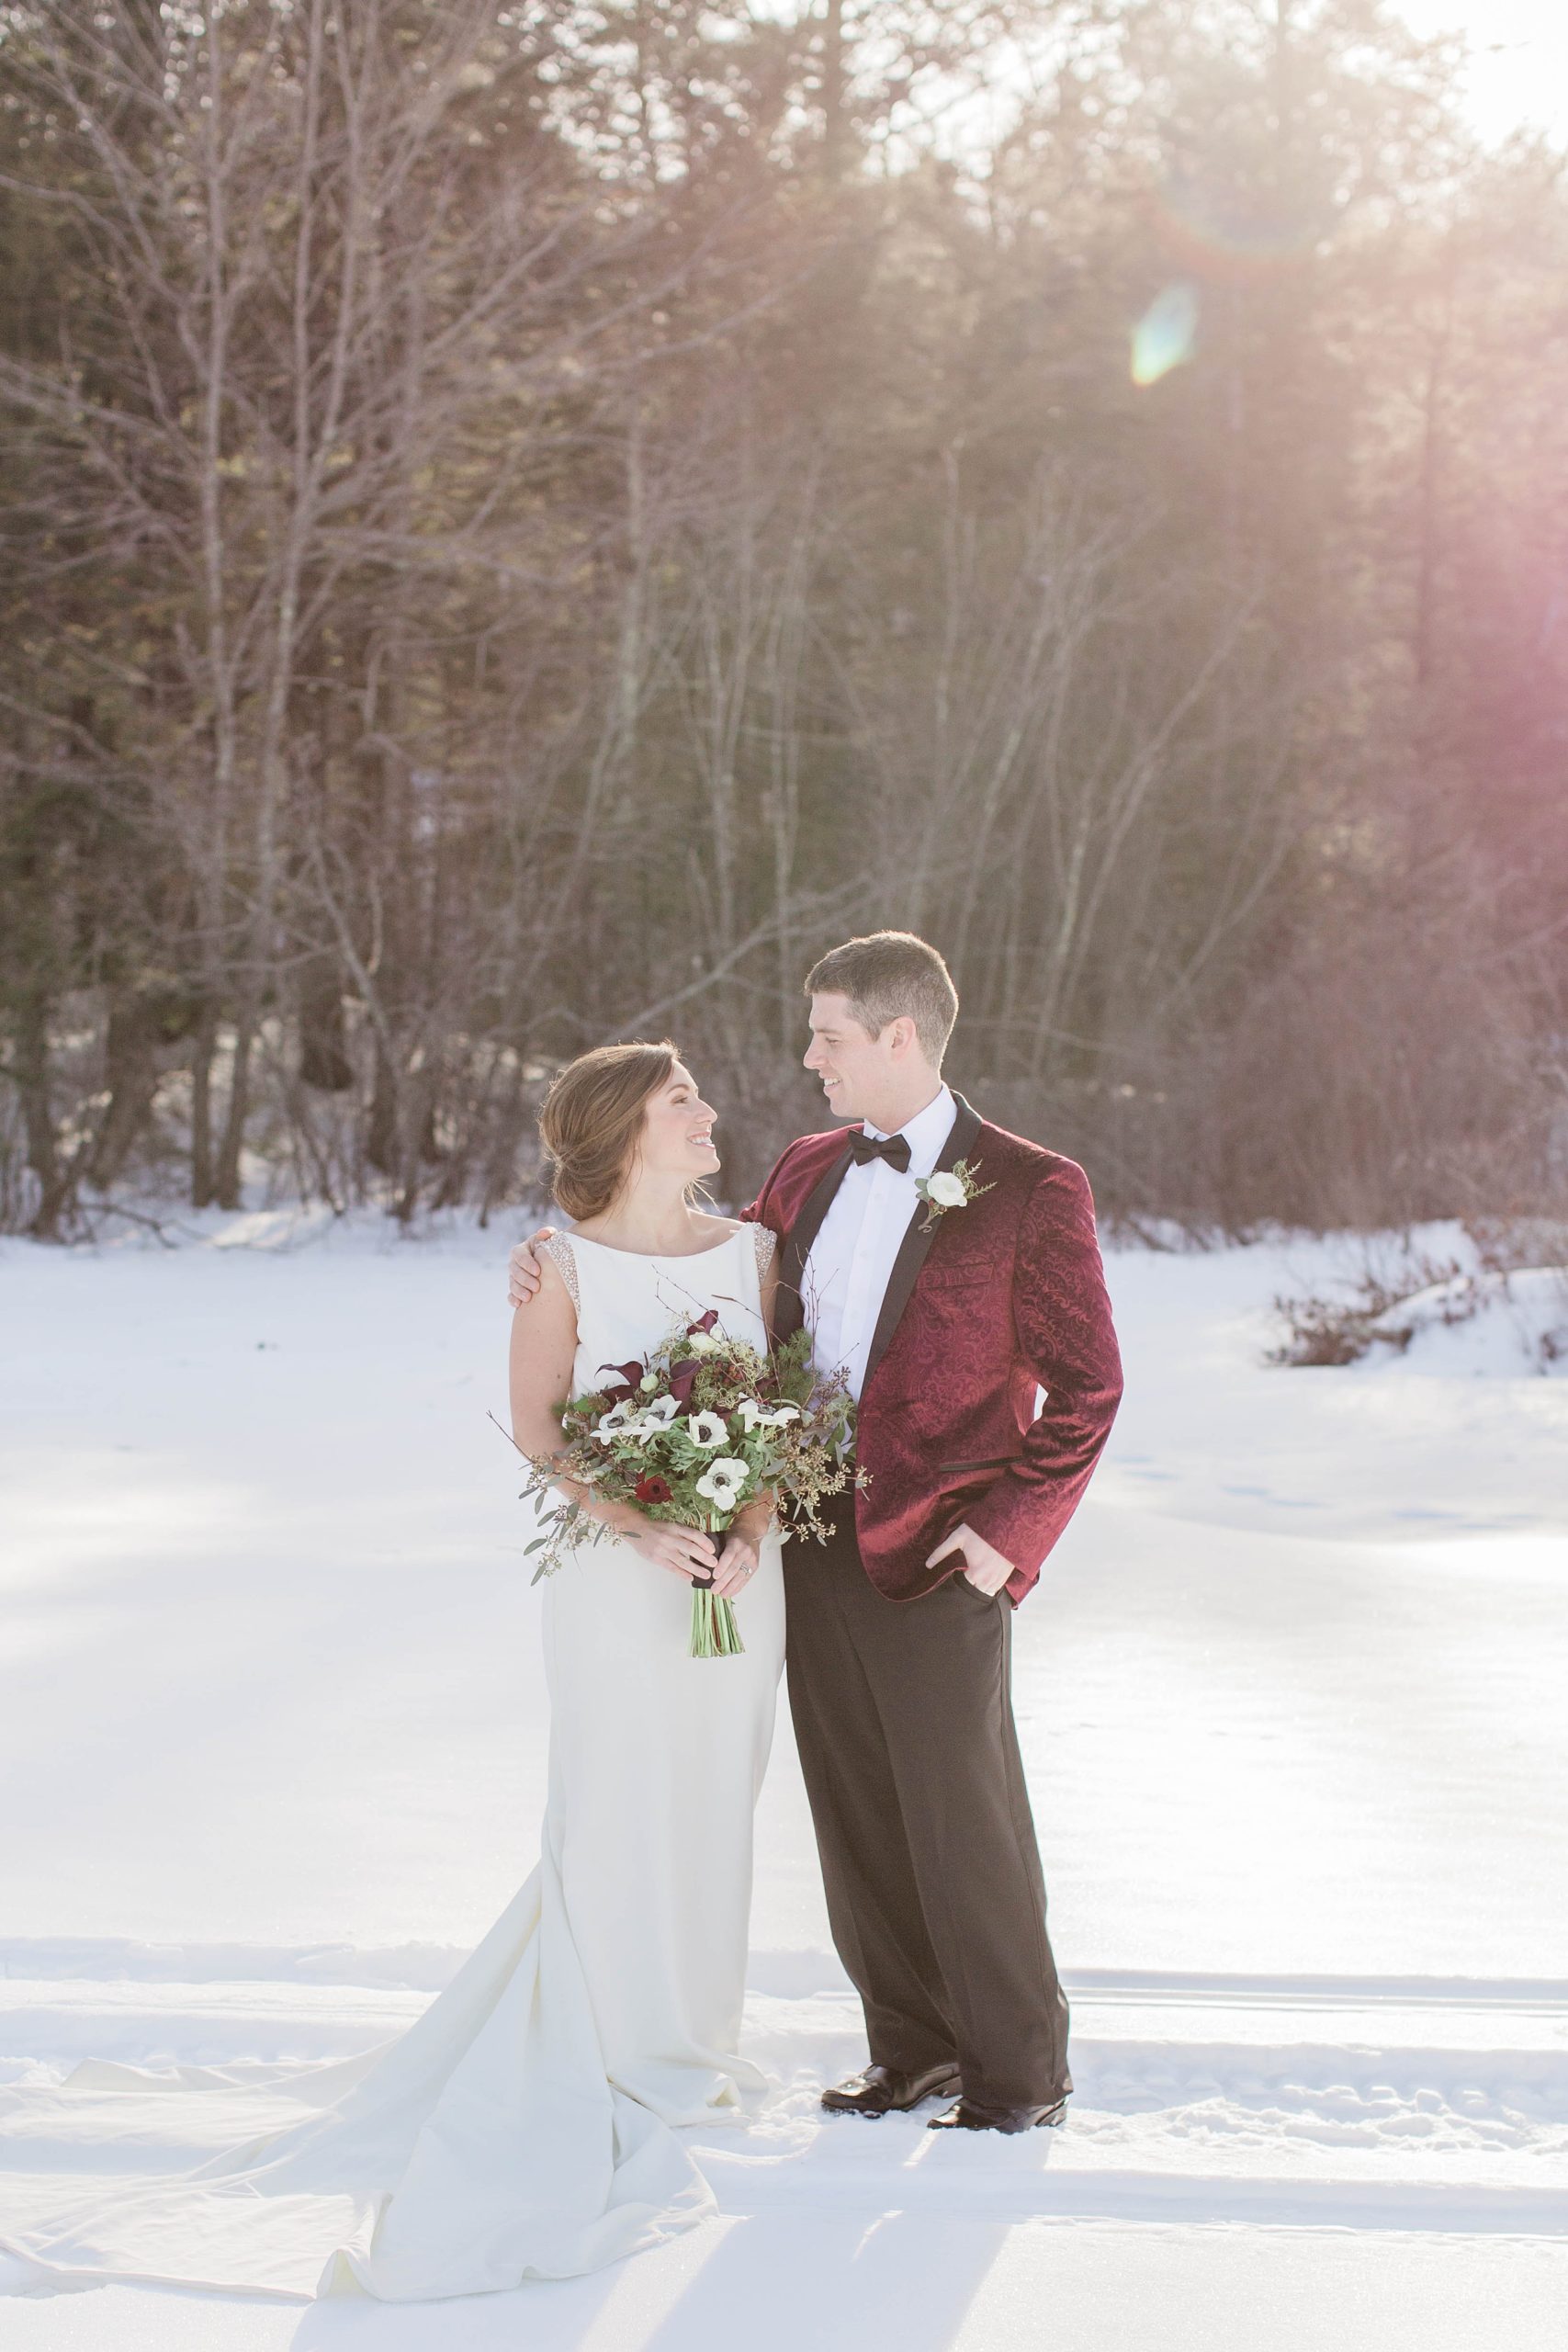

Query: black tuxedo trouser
[784,1502,1070,2109]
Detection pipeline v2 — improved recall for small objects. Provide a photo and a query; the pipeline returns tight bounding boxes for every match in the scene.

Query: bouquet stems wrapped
[687,1522,746,1660]
[511,1313,857,1659]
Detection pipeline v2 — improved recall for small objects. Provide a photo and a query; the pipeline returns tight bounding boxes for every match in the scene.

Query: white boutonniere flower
[913,1157,996,1233]
[695,1456,751,1509]
[686,1409,729,1450]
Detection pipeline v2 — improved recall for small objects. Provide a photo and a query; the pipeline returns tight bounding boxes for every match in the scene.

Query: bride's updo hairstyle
[537,1040,680,1222]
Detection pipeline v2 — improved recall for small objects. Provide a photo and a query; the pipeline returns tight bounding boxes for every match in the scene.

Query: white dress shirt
[802,1084,956,1401]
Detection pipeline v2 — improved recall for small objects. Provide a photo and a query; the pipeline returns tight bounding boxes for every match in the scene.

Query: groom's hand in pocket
[508,1228,557,1306]
[926,1521,1015,1597]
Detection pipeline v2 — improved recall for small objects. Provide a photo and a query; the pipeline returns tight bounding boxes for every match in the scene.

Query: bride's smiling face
[637,1061,720,1183]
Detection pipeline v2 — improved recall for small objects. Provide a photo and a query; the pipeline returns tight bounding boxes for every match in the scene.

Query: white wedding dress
[0,1224,786,2302]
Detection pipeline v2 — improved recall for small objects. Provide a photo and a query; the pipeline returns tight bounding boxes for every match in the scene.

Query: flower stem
[689,1511,745,1657]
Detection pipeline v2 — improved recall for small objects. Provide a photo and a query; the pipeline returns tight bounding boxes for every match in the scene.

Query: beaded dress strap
[538,1232,580,1313]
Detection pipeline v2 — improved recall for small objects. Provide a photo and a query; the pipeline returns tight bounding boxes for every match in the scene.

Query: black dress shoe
[820,2061,963,2118]
[928,2093,1069,2133]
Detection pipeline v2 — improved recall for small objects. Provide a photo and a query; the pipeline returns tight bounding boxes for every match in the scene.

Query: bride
[0,1041,786,2302]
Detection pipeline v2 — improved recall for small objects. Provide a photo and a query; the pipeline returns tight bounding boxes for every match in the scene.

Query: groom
[510,931,1122,2131]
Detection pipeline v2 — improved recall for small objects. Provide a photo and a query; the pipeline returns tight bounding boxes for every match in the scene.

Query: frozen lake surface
[2,1211,1564,2348]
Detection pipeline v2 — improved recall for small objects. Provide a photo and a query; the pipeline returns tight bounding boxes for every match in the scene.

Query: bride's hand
[627,1521,718,1583]
[712,1508,771,1599]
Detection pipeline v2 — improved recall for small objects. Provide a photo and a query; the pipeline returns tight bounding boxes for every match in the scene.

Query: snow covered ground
[1,1210,1565,2348]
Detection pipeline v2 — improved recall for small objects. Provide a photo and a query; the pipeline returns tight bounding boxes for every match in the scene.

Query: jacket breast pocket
[920,1259,992,1292]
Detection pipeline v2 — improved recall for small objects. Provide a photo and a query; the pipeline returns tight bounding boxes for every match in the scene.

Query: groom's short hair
[806,932,959,1065]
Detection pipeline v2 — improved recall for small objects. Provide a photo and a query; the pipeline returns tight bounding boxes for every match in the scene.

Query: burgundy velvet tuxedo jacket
[745,1092,1122,1607]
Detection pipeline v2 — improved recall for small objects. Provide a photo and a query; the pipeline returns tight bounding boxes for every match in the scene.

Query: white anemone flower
[695,1457,750,1508]
[638,1392,681,1425]
[686,1409,728,1450]
[737,1397,801,1432]
[593,1396,641,1444]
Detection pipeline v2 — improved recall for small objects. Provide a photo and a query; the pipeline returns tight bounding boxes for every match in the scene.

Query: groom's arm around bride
[509,1028,1122,1613]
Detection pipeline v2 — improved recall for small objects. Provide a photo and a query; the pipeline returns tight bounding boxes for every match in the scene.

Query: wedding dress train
[0,1224,785,2301]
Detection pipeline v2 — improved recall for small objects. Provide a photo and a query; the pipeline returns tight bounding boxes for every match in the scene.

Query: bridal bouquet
[515,1311,858,1657]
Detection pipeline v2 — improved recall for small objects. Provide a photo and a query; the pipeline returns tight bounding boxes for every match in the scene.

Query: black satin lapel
[775,1139,856,1340]
[862,1091,985,1388]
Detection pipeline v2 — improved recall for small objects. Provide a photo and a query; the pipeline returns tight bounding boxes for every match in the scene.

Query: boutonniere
[914,1157,995,1232]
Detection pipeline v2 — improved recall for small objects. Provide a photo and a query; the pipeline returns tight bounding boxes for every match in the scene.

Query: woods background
[2,0,1565,1238]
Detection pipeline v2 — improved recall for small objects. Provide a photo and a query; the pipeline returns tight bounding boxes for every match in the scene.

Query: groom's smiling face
[805,991,907,1125]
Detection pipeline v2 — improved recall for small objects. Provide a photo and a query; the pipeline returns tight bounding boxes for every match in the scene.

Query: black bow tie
[847,1129,911,1173]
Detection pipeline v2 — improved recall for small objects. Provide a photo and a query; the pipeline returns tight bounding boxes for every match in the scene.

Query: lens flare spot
[1132,282,1199,386]
[1147,174,1319,285]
